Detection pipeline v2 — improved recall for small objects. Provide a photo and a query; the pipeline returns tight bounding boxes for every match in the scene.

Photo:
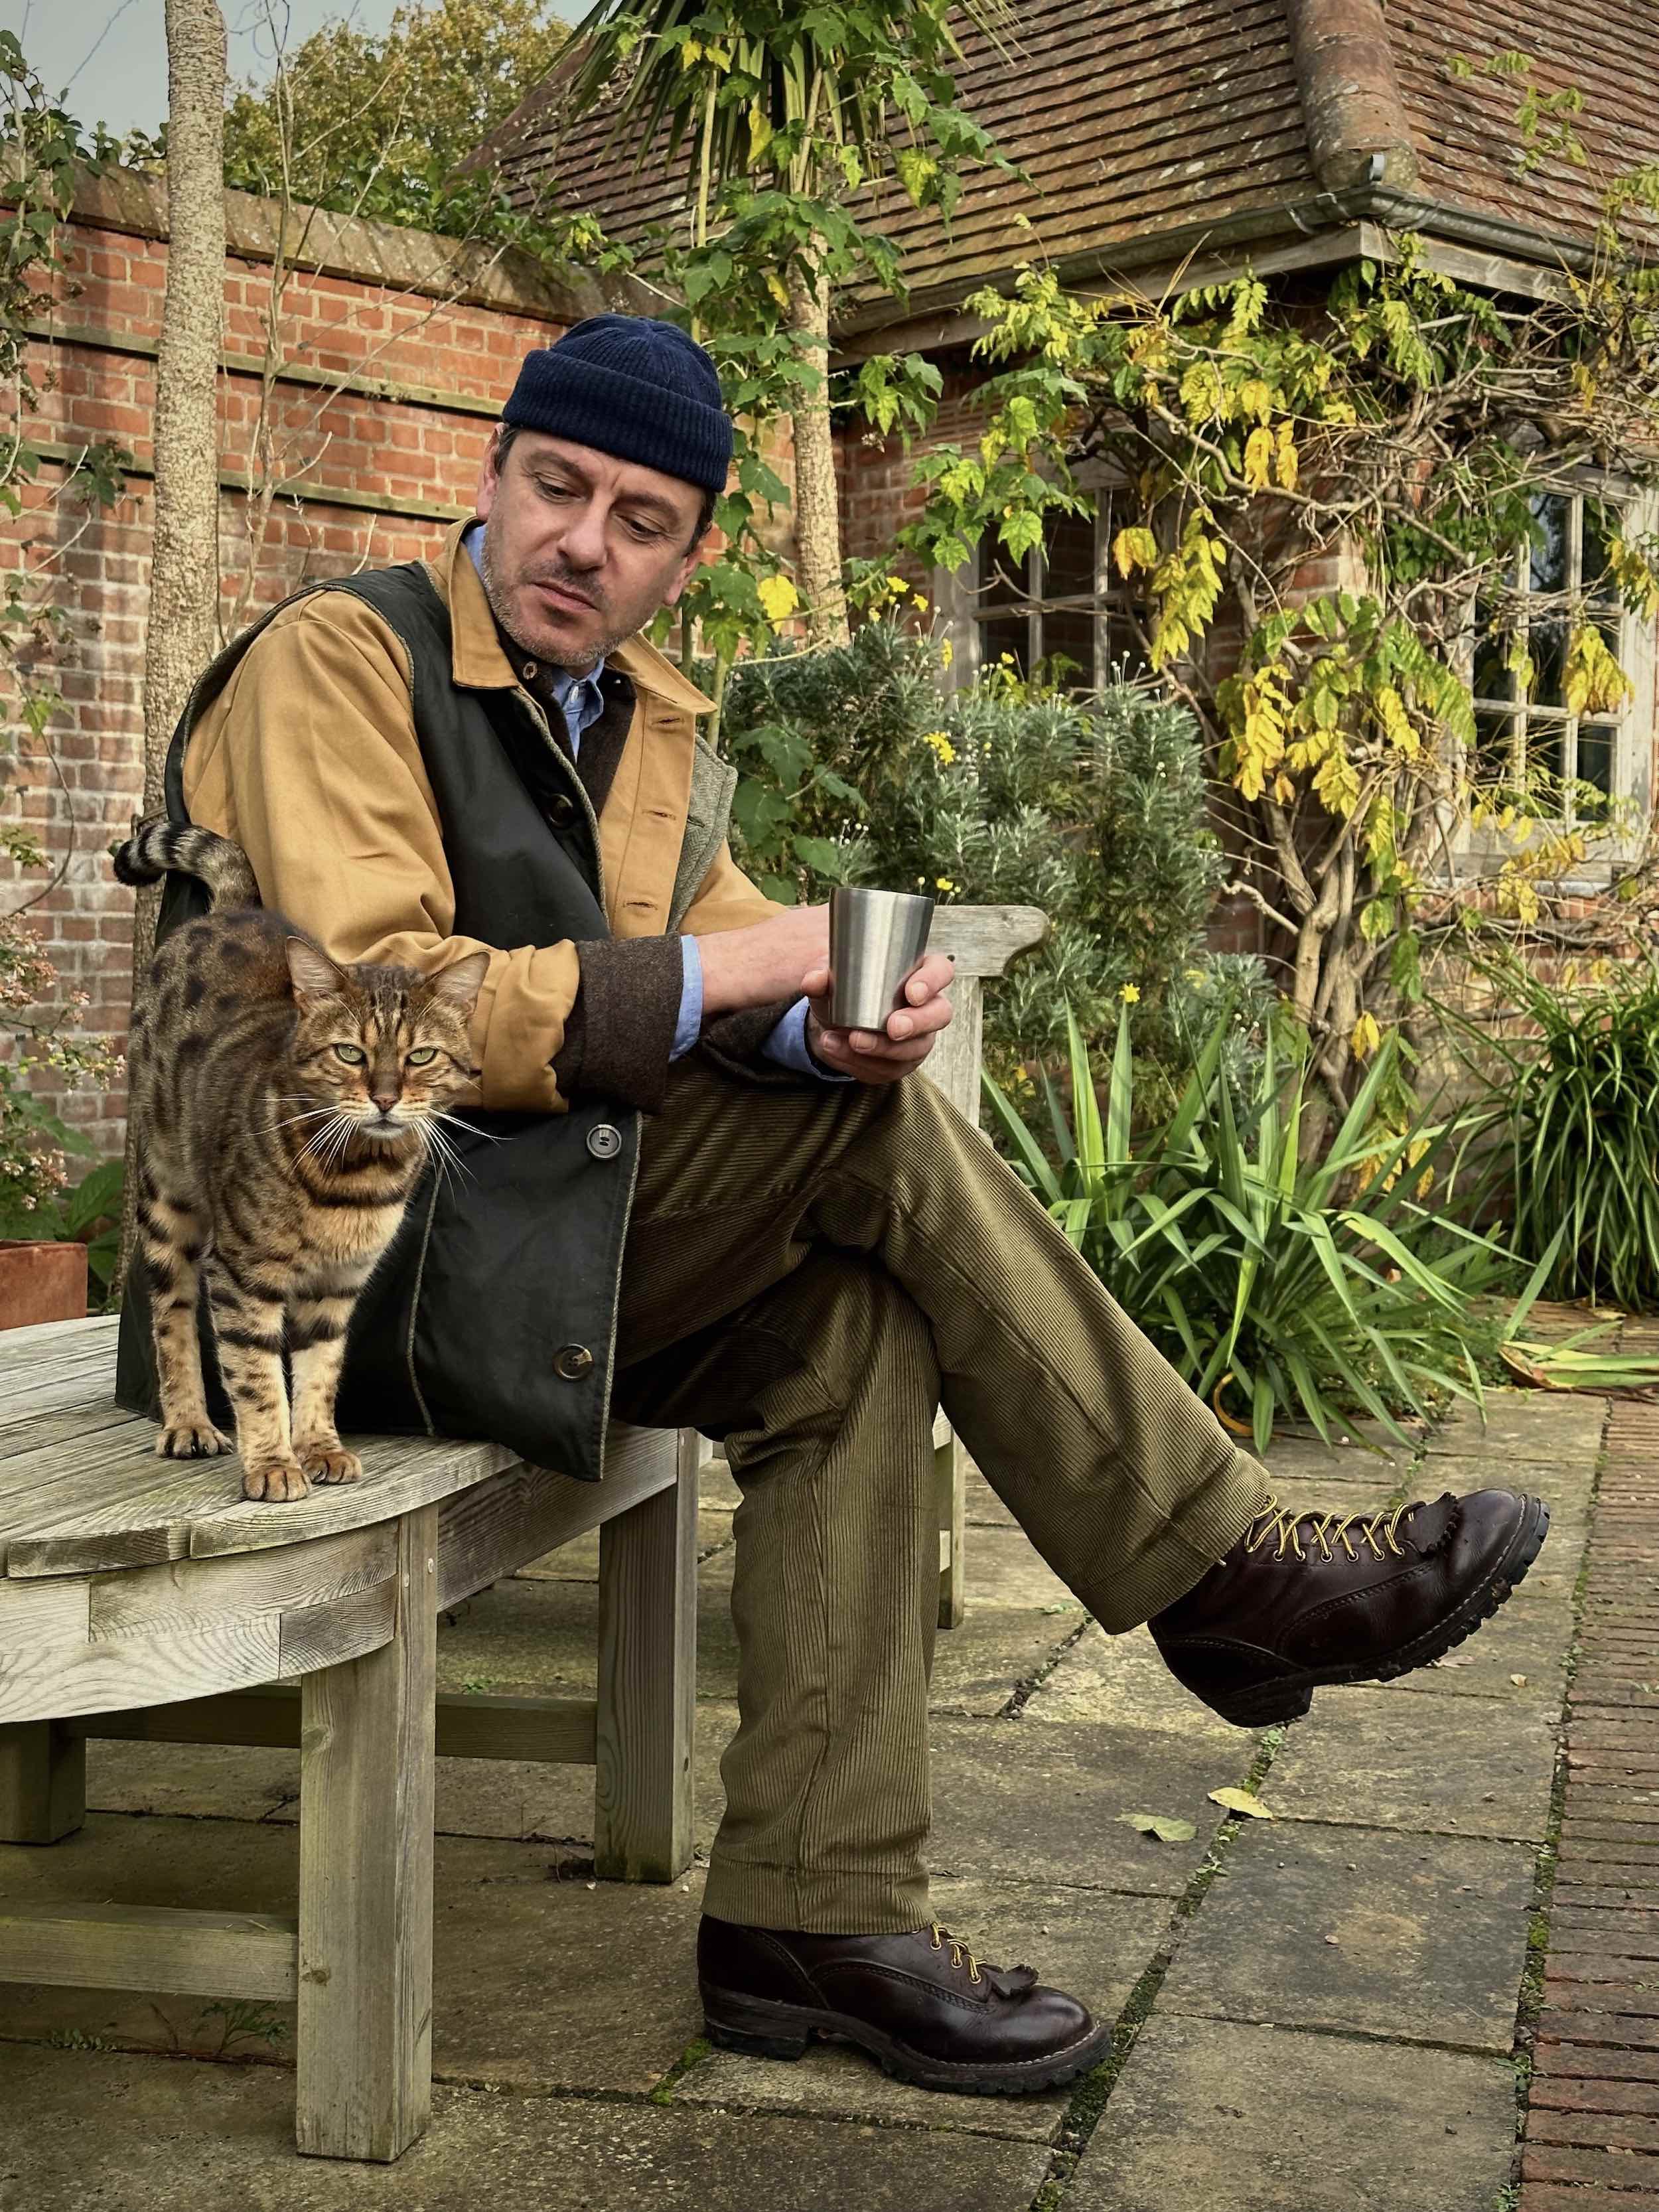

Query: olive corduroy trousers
[610,1053,1268,1935]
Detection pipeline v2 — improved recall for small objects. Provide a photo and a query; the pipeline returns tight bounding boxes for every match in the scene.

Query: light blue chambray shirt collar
[463,521,606,755]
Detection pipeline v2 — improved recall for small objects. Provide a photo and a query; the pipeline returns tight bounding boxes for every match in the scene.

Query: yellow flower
[934,876,956,893]
[912,593,930,613]
[887,573,907,592]
[922,729,957,765]
[1120,983,1141,1004]
[938,640,954,668]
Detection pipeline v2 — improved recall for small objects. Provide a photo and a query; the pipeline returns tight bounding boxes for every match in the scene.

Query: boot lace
[928,1922,983,1984]
[1244,1491,1412,1565]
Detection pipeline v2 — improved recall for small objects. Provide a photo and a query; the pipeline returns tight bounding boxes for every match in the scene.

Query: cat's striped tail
[111,816,261,910]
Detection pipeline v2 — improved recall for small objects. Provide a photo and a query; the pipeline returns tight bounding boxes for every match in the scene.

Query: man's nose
[559,504,608,571]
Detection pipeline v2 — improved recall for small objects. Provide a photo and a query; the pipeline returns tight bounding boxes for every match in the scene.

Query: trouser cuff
[701,1855,930,1935]
[1083,1445,1271,1633]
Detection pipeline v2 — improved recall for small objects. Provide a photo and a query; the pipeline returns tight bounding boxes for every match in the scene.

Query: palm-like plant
[983,1004,1508,1453]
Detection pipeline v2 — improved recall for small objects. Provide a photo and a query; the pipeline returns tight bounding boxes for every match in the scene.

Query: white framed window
[1470,484,1652,832]
[934,484,1151,694]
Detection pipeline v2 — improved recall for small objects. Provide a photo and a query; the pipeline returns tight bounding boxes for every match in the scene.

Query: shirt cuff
[762,995,855,1082]
[672,932,704,1061]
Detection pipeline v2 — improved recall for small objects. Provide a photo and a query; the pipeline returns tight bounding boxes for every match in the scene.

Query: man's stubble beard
[477,511,642,672]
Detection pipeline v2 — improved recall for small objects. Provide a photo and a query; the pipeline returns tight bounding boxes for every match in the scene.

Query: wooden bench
[0,1313,697,2161]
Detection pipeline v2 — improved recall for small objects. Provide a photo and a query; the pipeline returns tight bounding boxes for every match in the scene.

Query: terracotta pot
[0,1240,89,1331]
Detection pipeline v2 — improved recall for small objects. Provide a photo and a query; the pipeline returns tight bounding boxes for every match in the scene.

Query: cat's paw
[297,1441,363,1486]
[242,1458,312,1503]
[156,1422,233,1459]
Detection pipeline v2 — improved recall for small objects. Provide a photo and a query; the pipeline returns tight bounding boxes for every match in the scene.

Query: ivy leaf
[1116,1811,1196,1843]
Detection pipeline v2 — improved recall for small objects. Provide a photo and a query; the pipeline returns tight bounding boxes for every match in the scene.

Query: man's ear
[285,936,349,1004]
[475,427,508,519]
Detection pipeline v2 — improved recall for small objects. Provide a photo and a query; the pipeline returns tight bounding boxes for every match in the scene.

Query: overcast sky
[1,1,575,140]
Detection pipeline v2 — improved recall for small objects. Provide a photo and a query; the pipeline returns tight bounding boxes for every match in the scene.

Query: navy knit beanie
[501,315,733,496]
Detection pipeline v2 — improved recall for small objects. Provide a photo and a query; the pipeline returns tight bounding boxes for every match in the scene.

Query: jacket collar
[435,519,716,717]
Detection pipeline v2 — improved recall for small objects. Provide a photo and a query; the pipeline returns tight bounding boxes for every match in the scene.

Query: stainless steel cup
[828,887,935,1032]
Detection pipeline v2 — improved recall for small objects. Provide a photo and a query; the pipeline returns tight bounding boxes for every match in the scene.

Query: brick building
[490,0,1659,952]
[5,166,646,1145]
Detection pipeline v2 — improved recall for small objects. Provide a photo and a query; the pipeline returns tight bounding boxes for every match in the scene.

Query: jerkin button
[554,1343,594,1381]
[547,794,577,829]
[587,1122,622,1160]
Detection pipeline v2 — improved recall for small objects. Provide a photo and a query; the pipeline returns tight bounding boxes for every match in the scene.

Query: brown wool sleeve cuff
[697,999,826,1089]
[550,936,685,1115]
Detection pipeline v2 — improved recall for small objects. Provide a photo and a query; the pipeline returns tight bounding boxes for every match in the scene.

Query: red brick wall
[4,172,584,1151]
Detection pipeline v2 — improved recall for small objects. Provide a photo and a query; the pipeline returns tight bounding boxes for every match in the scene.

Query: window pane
[978,615,1030,679]
[1475,711,1516,784]
[1530,493,1569,594]
[1038,605,1097,693]
[1041,510,1097,602]
[1578,723,1617,800]
[1528,716,1565,788]
[1472,615,1515,704]
[1530,618,1567,709]
[978,538,1028,606]
[1583,502,1621,608]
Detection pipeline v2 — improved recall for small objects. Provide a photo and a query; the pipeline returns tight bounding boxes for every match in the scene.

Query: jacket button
[547,794,576,829]
[554,1343,595,1381]
[587,1122,622,1160]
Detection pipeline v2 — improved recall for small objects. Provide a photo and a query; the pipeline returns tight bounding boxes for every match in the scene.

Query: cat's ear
[285,936,349,1005]
[427,950,490,1015]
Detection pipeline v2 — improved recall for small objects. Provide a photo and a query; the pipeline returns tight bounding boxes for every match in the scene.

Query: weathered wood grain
[279,1578,398,1676]
[0,1901,297,2001]
[88,1523,396,1641]
[81,1682,601,1765]
[297,1504,436,2162]
[928,904,1049,979]
[435,1422,676,1611]
[0,1719,85,1843]
[0,1616,281,1726]
[593,1434,697,1882]
[0,1574,90,1648]
[186,1434,519,1564]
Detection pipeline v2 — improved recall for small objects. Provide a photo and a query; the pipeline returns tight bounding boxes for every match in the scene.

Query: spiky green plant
[983,1002,1510,1451]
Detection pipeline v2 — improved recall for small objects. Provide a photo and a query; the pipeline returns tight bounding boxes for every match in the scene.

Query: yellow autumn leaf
[764,271,790,311]
[757,573,799,630]
[1275,420,1299,491]
[1351,1011,1382,1060]
[1208,1787,1273,1819]
[1242,425,1273,492]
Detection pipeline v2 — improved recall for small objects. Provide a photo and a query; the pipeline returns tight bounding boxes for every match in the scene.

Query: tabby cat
[113,818,488,1502]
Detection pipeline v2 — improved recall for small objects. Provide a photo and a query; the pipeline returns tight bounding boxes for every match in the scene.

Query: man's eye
[333,1043,367,1065]
[406,1047,438,1067]
[626,520,663,543]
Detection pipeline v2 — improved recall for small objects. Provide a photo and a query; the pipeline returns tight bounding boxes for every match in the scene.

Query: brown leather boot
[1149,1487,1550,1727]
[697,1914,1112,2095]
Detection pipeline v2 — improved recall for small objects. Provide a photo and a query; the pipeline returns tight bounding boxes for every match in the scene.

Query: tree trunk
[785,256,849,648]
[118,0,227,1295]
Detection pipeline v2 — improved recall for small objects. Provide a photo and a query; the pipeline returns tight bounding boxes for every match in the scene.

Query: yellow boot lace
[928,1922,983,1984]
[1244,1492,1412,1564]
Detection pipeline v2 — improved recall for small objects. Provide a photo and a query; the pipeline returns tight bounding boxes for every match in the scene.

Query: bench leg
[938,1427,966,1631]
[296,1503,437,2162]
[0,1720,85,1844]
[594,1430,697,1883]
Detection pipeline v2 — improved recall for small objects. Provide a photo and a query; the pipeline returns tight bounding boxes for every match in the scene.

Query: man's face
[473,427,707,672]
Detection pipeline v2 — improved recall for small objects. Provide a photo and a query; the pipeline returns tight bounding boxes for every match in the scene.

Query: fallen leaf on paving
[1208,1787,1274,1818]
[1323,1934,1340,1945]
[1117,1811,1196,1843]
[1510,1674,1528,1686]
[1429,1655,1475,1668]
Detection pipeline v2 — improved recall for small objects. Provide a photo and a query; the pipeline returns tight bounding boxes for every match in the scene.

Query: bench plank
[928,904,1049,978]
[279,1578,398,1676]
[0,1720,85,1843]
[87,1524,397,1642]
[0,1616,281,1726]
[0,1901,297,2001]
[81,1682,601,1765]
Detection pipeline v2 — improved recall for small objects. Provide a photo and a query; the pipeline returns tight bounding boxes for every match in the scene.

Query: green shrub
[717,623,1226,1067]
[983,1001,1508,1451]
[1449,950,1659,1309]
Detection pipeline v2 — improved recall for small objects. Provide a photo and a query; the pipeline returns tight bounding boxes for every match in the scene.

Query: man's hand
[802,952,956,1084]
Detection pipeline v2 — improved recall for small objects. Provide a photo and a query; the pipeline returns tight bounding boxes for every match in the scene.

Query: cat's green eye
[405,1047,438,1067]
[333,1043,367,1066]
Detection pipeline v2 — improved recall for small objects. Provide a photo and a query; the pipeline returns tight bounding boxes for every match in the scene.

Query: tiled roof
[482,0,1659,336]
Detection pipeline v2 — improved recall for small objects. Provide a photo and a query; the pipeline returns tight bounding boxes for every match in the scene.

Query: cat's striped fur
[114,818,488,1502]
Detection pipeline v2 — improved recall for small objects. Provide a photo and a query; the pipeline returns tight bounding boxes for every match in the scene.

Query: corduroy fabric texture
[611,1053,1271,1934]
[502,315,733,495]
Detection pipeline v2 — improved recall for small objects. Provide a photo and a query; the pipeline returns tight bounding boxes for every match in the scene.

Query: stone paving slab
[1156,1819,1537,2051]
[1423,1391,1609,1466]
[928,1716,1252,1898]
[1263,1682,1560,1841]
[676,1880,1170,2145]
[0,2043,1053,2212]
[1374,1591,1576,1706]
[1017,1623,1256,1749]
[1068,2016,1517,2212]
